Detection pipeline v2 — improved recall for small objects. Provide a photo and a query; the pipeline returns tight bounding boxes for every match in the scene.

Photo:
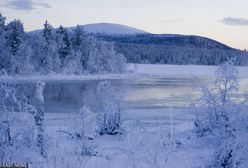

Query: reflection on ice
[4,77,247,113]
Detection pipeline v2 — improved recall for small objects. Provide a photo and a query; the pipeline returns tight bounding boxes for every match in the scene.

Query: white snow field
[41,108,208,168]
[1,64,248,168]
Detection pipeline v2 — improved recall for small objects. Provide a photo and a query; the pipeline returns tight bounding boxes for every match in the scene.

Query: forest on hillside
[94,34,248,65]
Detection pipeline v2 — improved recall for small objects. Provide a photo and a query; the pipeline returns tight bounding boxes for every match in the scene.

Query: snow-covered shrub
[210,129,248,168]
[0,69,8,76]
[0,83,36,162]
[217,102,248,167]
[142,130,180,168]
[126,121,182,168]
[96,80,124,135]
[193,61,239,137]
[193,61,248,167]
[72,106,97,156]
[0,84,13,149]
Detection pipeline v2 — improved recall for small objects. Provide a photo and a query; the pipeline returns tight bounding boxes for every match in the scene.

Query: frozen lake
[2,76,247,113]
[41,77,201,113]
[17,77,201,113]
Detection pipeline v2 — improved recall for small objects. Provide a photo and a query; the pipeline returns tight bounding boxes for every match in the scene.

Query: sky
[0,0,247,50]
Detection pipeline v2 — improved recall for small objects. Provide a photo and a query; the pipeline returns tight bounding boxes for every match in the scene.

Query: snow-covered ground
[127,63,248,78]
[39,108,207,168]
[1,64,248,167]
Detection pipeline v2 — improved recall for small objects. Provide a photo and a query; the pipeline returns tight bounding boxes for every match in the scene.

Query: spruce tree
[6,20,25,55]
[72,25,85,50]
[0,13,6,30]
[6,20,26,74]
[0,14,6,70]
[41,20,53,71]
[43,20,53,46]
[56,26,72,65]
[72,25,89,69]
[41,21,61,73]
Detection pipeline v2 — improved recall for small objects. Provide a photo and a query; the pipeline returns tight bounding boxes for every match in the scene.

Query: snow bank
[0,64,247,82]
[0,73,131,82]
[127,64,248,78]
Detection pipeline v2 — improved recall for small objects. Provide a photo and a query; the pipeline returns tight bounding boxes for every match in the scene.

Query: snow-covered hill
[83,23,148,35]
[30,23,148,35]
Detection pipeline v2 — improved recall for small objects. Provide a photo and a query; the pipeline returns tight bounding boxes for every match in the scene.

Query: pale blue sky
[0,0,248,49]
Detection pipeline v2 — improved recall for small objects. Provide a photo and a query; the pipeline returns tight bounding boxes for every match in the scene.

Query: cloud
[221,17,248,26]
[3,0,51,11]
[160,19,183,23]
[36,2,51,8]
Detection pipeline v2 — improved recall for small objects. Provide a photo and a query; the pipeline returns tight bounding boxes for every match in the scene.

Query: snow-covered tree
[0,14,127,75]
[15,41,34,74]
[0,13,5,28]
[0,83,36,161]
[194,61,239,137]
[5,19,24,74]
[87,40,126,73]
[5,19,33,74]
[43,21,53,45]
[215,62,239,105]
[0,13,7,71]
[0,82,50,161]
[193,61,248,167]
[72,25,86,51]
[34,81,46,157]
[96,80,124,135]
[0,84,12,151]
[39,21,61,73]
[72,106,97,156]
[6,20,24,56]
[71,25,89,70]
[56,26,72,65]
[61,51,82,74]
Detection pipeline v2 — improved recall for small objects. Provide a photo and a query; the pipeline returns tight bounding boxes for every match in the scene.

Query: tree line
[94,33,248,65]
[0,14,126,75]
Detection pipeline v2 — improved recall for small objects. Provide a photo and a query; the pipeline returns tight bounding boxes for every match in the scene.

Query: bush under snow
[193,61,248,167]
[96,80,124,135]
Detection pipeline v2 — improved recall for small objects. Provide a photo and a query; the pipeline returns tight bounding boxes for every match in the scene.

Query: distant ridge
[28,23,237,51]
[92,33,246,65]
[30,23,148,35]
[95,33,236,50]
[83,23,148,35]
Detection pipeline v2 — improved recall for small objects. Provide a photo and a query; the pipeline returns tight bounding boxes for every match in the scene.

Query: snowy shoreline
[0,64,248,82]
[127,63,248,78]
